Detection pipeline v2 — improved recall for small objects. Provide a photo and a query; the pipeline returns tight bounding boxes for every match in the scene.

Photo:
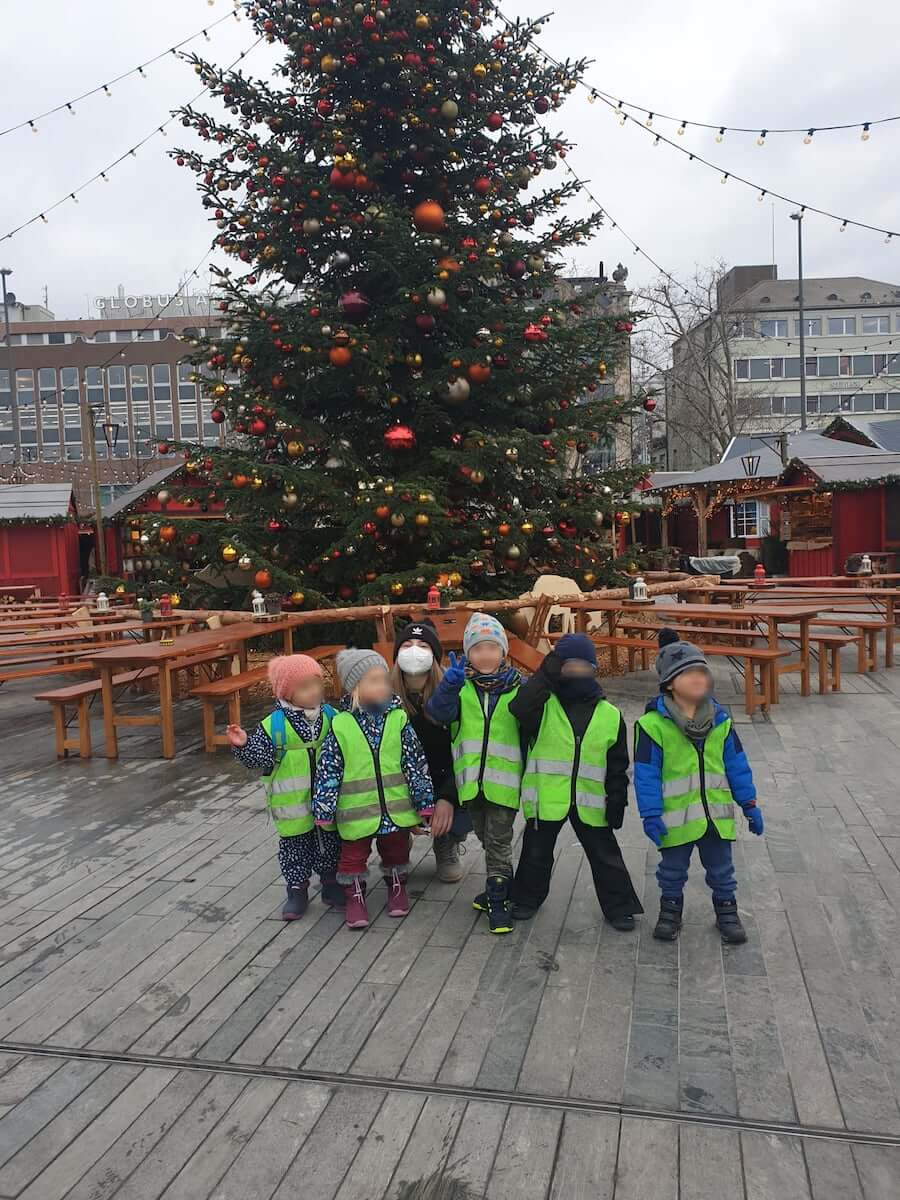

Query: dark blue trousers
[656,827,737,901]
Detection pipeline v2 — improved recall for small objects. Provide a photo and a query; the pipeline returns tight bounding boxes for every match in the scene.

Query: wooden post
[660,510,669,550]
[694,487,709,557]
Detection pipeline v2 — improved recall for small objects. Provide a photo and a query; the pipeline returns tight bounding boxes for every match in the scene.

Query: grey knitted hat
[336,648,389,693]
[655,629,710,687]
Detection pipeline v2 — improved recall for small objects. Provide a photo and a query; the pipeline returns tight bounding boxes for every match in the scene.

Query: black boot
[319,874,346,908]
[472,890,488,913]
[281,883,309,921]
[653,896,683,941]
[605,913,636,932]
[511,902,538,921]
[714,898,747,944]
[485,875,513,935]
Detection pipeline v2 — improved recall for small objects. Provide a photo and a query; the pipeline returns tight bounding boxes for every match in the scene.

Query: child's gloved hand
[643,815,668,846]
[745,805,764,836]
[226,724,248,748]
[444,652,467,689]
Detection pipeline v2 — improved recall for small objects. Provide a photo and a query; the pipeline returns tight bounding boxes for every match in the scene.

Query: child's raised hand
[226,724,248,748]
[444,651,467,688]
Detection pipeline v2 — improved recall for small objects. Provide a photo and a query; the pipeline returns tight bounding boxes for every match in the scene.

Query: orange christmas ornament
[413,200,445,232]
[254,569,273,589]
[329,346,352,367]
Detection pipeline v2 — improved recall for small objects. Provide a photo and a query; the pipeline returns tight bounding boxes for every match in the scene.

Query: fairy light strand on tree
[0,38,263,244]
[0,7,241,140]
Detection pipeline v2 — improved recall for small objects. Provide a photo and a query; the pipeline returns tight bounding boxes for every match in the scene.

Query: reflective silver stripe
[454,739,483,759]
[528,757,571,776]
[578,763,607,783]
[265,774,310,796]
[457,765,520,789]
[337,803,382,823]
[707,802,734,821]
[662,801,707,830]
[574,791,607,810]
[270,801,312,822]
[486,741,521,763]
[705,774,731,792]
[340,772,407,797]
[386,796,415,816]
[520,788,538,805]
[662,773,701,800]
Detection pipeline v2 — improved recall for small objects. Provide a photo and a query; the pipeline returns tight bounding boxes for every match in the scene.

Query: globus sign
[92,291,214,318]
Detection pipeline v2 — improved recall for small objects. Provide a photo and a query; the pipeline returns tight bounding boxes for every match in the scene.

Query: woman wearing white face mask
[391,619,472,881]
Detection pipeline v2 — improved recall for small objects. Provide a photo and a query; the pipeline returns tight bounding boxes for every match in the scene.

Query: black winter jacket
[508,653,630,828]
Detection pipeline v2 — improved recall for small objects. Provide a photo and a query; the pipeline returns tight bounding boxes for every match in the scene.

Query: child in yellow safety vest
[510,634,643,931]
[228,654,342,921]
[313,649,434,930]
[634,630,764,945]
[426,612,523,934]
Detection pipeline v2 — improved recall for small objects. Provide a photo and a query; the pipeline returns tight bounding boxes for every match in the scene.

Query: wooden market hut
[649,432,889,565]
[0,483,80,596]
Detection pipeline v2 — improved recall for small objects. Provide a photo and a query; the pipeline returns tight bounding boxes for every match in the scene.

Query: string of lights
[0,37,263,245]
[0,6,241,140]
[497,8,900,243]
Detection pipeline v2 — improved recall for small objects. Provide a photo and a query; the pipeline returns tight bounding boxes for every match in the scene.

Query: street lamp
[741,452,761,477]
[0,268,11,348]
[101,420,120,451]
[790,212,807,430]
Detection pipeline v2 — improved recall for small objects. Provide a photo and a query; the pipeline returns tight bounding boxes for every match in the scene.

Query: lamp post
[0,268,11,348]
[790,212,807,430]
[81,378,110,578]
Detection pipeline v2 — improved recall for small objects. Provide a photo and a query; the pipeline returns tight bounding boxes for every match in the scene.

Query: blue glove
[444,651,467,689]
[745,805,764,836]
[643,815,668,847]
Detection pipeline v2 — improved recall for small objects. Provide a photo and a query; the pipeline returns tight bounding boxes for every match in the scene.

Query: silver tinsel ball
[331,251,350,269]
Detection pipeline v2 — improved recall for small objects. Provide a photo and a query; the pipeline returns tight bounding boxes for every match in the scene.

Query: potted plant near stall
[137,597,155,625]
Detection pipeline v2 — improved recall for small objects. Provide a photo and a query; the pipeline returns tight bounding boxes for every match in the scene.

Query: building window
[770,396,785,415]
[853,394,874,413]
[733,358,750,380]
[729,320,754,337]
[750,358,770,380]
[794,318,822,336]
[852,355,874,377]
[200,397,220,443]
[889,393,900,411]
[729,500,769,538]
[760,319,788,338]
[93,330,112,343]
[885,352,900,375]
[840,355,853,376]
[0,370,12,448]
[804,356,818,377]
[177,362,197,401]
[819,394,841,413]
[179,399,198,440]
[129,365,149,407]
[827,317,857,335]
[818,355,839,378]
[862,316,890,334]
[874,393,888,411]
[26,333,45,346]
[48,332,67,345]
[114,330,134,343]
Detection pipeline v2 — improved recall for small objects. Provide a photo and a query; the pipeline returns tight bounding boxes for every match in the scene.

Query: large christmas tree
[168,0,642,609]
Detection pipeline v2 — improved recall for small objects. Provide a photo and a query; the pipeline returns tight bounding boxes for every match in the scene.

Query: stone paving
[0,650,898,1198]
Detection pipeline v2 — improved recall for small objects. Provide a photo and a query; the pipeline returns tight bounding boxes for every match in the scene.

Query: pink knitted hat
[267,654,323,700]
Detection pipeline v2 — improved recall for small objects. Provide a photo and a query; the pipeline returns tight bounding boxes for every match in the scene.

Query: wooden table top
[86,619,294,665]
[0,619,194,648]
[581,599,825,620]
[709,585,900,600]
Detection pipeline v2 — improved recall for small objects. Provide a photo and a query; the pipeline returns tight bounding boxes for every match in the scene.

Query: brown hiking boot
[433,835,463,883]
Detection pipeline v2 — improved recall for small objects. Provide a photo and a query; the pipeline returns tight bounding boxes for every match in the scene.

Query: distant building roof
[0,483,75,521]
[736,276,900,310]
[822,415,900,452]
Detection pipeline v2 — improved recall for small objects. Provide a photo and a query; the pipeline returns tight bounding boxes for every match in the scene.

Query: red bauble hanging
[157,442,170,455]
[523,322,548,344]
[210,408,226,424]
[486,112,503,131]
[643,396,657,412]
[254,569,273,589]
[383,423,417,452]
[339,289,371,321]
[250,417,267,437]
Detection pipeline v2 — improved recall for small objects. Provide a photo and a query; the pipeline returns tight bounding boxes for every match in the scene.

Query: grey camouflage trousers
[467,794,517,877]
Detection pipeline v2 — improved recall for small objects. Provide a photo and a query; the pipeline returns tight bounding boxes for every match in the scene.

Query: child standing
[390,619,472,883]
[228,654,343,920]
[427,612,522,934]
[634,630,764,944]
[313,649,434,929]
[510,635,643,930]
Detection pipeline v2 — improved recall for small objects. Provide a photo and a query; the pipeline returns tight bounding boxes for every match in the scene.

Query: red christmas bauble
[473,176,491,195]
[523,322,548,344]
[506,259,526,279]
[339,289,371,321]
[413,200,445,233]
[250,418,267,436]
[616,320,635,333]
[157,442,170,455]
[383,423,417,452]
[210,408,226,424]
[329,166,356,191]
[415,313,435,333]
[254,569,272,589]
[486,112,503,131]
[184,532,200,547]
[534,96,550,114]
[644,396,657,412]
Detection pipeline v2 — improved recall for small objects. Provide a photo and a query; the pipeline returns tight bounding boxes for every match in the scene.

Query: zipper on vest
[477,693,493,794]
[371,733,389,826]
[695,742,712,826]
[571,734,583,812]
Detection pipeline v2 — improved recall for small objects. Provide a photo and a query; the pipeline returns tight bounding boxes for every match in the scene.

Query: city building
[667,264,900,469]
[0,294,224,511]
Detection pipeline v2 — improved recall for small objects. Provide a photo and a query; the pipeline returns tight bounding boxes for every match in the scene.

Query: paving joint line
[1,1038,899,1149]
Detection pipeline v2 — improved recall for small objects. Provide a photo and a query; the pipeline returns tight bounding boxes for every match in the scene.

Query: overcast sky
[3,0,900,318]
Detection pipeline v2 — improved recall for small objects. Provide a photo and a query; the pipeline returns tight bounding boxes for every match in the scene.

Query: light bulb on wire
[757,130,767,146]
[715,127,725,143]
[840,221,847,232]
[677,121,686,136]
[804,129,814,144]
[645,113,653,128]
[861,123,871,141]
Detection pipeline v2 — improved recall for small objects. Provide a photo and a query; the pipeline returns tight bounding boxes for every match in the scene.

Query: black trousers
[512,806,644,919]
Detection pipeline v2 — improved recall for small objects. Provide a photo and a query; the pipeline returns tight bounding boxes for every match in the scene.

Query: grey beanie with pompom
[655,628,710,687]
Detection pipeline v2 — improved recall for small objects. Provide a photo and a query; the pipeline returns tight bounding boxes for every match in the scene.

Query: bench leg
[227,693,242,729]
[641,647,649,670]
[77,696,92,758]
[857,634,867,674]
[867,630,877,671]
[833,646,842,692]
[51,703,67,758]
[201,698,216,754]
[817,642,827,695]
[744,658,756,716]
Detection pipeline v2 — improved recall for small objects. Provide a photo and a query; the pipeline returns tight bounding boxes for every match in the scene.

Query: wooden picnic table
[0,611,135,633]
[0,617,197,650]
[87,617,299,759]
[572,598,823,698]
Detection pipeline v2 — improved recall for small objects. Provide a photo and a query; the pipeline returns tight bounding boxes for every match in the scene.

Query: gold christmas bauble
[448,571,462,587]
[506,544,522,560]
[592,511,605,528]
[470,469,485,485]
[390,581,404,596]
[473,63,488,79]
[505,447,518,462]
[383,483,395,496]
[222,544,238,563]
[321,53,338,74]
[583,571,597,586]
[414,512,430,527]
[282,491,299,508]
[520,521,534,535]
[115,584,126,594]
[286,440,303,457]
[390,512,406,527]
[290,590,305,605]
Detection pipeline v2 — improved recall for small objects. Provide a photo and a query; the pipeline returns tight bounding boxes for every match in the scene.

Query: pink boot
[344,879,369,929]
[386,868,410,918]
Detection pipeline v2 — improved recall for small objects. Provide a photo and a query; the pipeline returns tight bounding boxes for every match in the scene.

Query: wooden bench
[35,668,160,758]
[0,661,97,686]
[809,617,890,672]
[191,645,344,752]
[591,634,789,716]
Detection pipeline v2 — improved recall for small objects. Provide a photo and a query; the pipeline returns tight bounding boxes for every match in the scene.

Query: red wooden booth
[0,484,80,596]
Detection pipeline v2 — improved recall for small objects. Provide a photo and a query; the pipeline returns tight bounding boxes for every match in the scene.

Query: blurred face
[356,665,392,707]
[290,675,324,710]
[670,667,712,706]
[468,640,503,673]
[559,658,597,680]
